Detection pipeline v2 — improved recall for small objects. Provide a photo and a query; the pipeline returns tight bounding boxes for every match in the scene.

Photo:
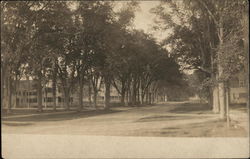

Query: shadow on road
[168,102,212,114]
[136,115,196,122]
[2,109,122,124]
[159,119,247,137]
[3,122,34,127]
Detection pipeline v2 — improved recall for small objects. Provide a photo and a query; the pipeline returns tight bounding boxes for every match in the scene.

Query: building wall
[229,72,247,104]
[13,80,79,108]
[230,87,247,104]
[12,80,121,109]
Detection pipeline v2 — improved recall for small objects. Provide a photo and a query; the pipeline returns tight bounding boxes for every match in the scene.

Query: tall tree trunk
[65,88,70,110]
[212,84,220,113]
[64,87,70,110]
[152,93,155,104]
[141,93,145,105]
[125,81,130,106]
[78,79,83,111]
[14,75,18,109]
[146,89,149,104]
[218,82,226,119]
[127,81,131,106]
[149,92,152,104]
[125,89,129,106]
[218,21,226,119]
[7,75,12,113]
[88,80,92,107]
[52,64,57,111]
[211,48,220,113]
[120,85,126,106]
[37,75,43,112]
[131,78,137,106]
[128,87,132,105]
[93,89,97,109]
[104,76,111,110]
[242,8,249,110]
[137,80,140,105]
[141,85,145,104]
[225,82,230,127]
[27,76,30,108]
[1,63,5,114]
[16,78,20,108]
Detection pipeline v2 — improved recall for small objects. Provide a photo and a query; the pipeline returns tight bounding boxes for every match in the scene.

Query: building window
[239,93,247,98]
[230,78,239,88]
[16,98,20,103]
[46,97,53,102]
[29,98,37,103]
[58,88,61,93]
[45,88,53,93]
[28,91,37,96]
[239,80,245,87]
[58,97,62,102]
[32,84,37,89]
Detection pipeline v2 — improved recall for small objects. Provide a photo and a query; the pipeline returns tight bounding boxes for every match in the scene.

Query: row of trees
[1,1,182,112]
[152,0,248,119]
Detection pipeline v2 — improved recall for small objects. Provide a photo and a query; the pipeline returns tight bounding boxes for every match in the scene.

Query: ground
[2,101,248,137]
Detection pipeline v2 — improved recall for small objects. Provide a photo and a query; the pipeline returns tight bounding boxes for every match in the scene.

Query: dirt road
[2,102,247,137]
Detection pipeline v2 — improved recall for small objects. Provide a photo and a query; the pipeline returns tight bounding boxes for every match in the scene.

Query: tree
[152,0,248,120]
[1,2,42,112]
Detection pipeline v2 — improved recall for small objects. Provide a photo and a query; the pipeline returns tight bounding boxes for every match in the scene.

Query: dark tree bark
[146,88,149,104]
[136,80,140,105]
[93,89,97,109]
[120,84,126,106]
[1,63,5,114]
[52,63,57,111]
[218,19,226,119]
[104,76,111,110]
[37,73,43,112]
[63,86,70,110]
[78,79,84,111]
[88,81,92,106]
[7,75,12,113]
[149,92,152,104]
[131,77,137,106]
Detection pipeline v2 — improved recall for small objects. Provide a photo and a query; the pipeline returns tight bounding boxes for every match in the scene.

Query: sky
[114,1,171,42]
[133,1,159,32]
[68,1,192,74]
[133,1,193,74]
[69,1,170,42]
[133,1,170,42]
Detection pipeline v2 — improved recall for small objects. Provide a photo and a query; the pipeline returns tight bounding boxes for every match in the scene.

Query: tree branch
[198,0,219,27]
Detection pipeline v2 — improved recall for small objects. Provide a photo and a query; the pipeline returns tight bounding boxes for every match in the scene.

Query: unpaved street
[2,102,247,137]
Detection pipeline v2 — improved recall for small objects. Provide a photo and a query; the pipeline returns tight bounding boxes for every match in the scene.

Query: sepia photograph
[1,0,249,158]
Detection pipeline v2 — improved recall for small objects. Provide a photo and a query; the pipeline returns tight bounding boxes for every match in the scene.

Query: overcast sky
[114,1,171,42]
[133,1,159,32]
[70,1,169,42]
